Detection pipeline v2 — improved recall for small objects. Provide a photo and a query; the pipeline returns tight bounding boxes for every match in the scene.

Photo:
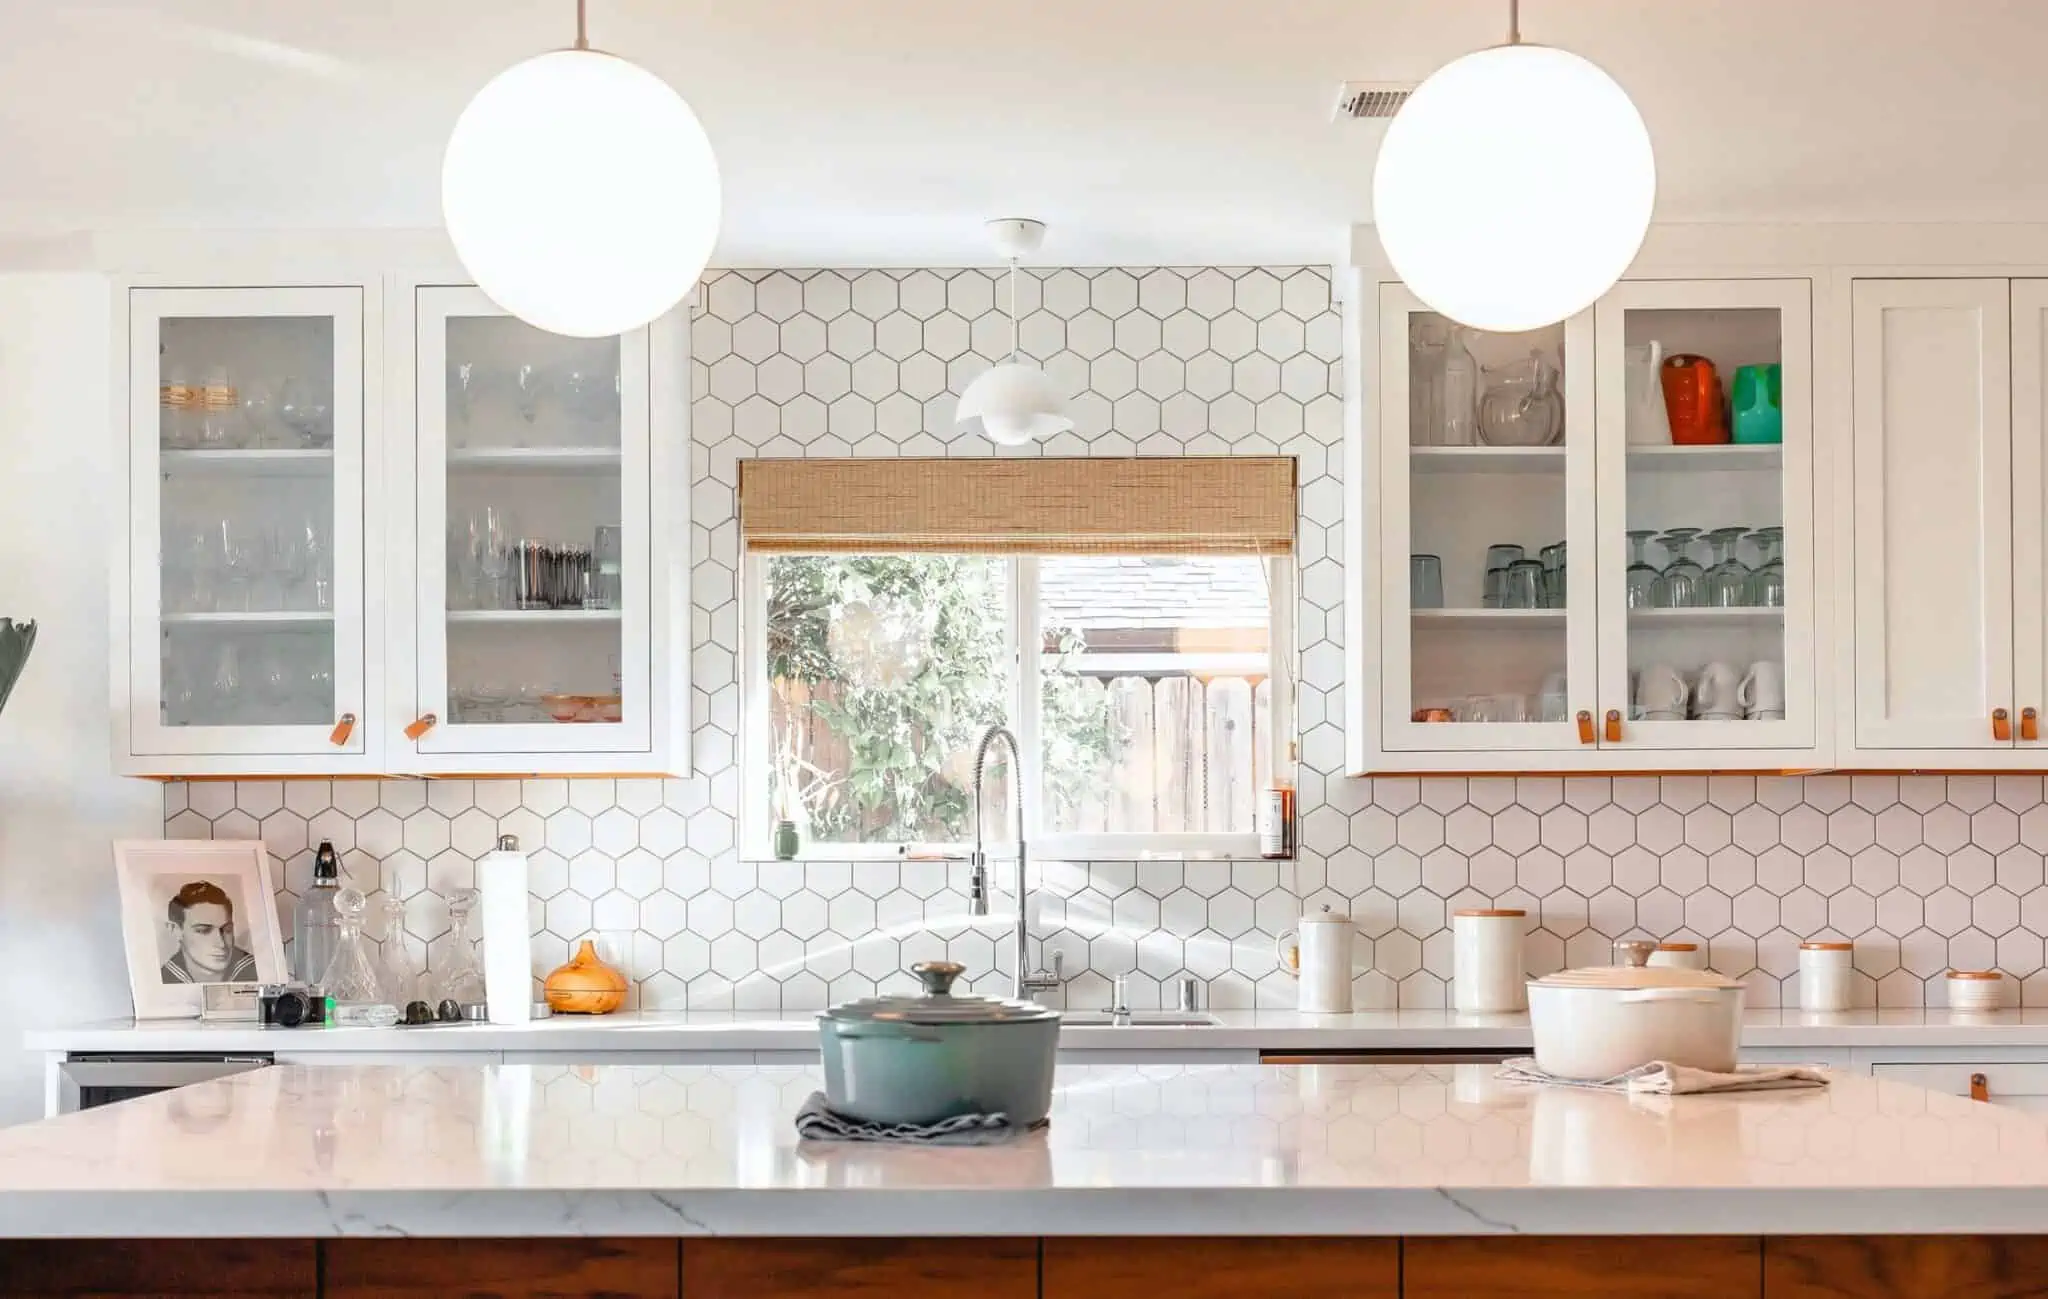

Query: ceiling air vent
[1334,81,1415,121]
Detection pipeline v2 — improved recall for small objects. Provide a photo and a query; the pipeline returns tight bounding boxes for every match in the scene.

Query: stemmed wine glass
[1748,526,1785,607]
[1703,527,1753,607]
[1624,531,1661,609]
[1653,527,1704,608]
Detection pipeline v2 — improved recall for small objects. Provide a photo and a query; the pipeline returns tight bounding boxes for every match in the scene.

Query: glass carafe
[1478,349,1562,447]
[1409,316,1446,445]
[1703,527,1753,608]
[1653,527,1705,608]
[1440,326,1481,446]
[433,889,487,1010]
[1624,530,1662,609]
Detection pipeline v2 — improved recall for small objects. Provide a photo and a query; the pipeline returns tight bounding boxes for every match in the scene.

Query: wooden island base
[4,1235,2048,1298]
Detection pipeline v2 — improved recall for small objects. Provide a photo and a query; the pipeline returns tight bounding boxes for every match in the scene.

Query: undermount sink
[1060,1011,1221,1027]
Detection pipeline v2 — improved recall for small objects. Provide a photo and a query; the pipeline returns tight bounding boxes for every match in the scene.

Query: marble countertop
[4,1060,2048,1237]
[32,1007,2048,1054]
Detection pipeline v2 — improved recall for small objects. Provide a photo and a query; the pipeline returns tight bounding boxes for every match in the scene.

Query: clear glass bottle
[320,887,395,1024]
[293,840,342,987]
[434,889,487,1010]
[1441,326,1481,446]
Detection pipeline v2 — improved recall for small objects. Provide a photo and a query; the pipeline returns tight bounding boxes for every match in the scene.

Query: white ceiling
[5,0,2048,266]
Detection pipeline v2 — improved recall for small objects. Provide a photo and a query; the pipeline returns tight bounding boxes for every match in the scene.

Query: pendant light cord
[1008,260,1020,361]
[1506,0,1520,44]
[574,0,590,50]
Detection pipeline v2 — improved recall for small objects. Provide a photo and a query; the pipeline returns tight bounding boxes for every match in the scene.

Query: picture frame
[113,840,288,1020]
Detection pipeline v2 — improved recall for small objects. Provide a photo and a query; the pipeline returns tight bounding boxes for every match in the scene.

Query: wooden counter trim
[0,1238,317,1297]
[1403,1236,1763,1299]
[1043,1236,1398,1299]
[683,1237,1037,1299]
[1764,1235,2048,1298]
[323,1237,677,1298]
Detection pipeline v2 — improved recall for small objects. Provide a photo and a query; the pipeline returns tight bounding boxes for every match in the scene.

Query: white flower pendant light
[1372,0,1654,333]
[442,0,720,338]
[957,219,1073,447]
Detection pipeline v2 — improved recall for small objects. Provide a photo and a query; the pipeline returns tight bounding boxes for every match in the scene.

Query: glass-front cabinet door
[409,286,666,770]
[122,286,371,772]
[1377,283,1599,753]
[1592,279,1814,751]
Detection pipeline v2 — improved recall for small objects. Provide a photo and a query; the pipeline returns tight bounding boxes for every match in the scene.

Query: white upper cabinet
[1353,275,1823,773]
[115,285,382,776]
[1593,279,1816,756]
[1849,278,2014,756]
[393,286,688,775]
[113,277,690,778]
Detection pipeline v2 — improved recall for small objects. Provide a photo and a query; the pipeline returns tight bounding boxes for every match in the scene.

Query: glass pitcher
[1478,349,1563,447]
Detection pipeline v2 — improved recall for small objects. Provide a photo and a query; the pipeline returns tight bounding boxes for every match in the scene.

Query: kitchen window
[738,457,1296,860]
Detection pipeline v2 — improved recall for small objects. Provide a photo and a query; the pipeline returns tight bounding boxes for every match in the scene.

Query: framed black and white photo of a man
[114,841,286,1018]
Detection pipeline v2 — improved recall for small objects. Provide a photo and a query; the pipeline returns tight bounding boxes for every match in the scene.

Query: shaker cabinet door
[1850,278,2015,752]
[2008,280,2048,758]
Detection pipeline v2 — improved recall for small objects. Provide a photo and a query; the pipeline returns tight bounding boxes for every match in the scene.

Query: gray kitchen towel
[794,1092,1046,1145]
[1496,1057,1831,1095]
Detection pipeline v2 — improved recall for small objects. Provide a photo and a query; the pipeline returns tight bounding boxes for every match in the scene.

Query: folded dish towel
[794,1092,1046,1145]
[1496,1057,1831,1095]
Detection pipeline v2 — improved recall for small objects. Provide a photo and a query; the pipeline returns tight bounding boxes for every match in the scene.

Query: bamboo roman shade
[738,457,1295,555]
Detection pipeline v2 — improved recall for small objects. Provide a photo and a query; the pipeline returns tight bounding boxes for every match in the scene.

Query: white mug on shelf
[1276,909,1354,1014]
[1740,660,1786,720]
[1695,661,1743,720]
[1635,663,1688,721]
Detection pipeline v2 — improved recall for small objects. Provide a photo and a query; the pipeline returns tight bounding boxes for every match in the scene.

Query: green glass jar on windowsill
[772,820,801,861]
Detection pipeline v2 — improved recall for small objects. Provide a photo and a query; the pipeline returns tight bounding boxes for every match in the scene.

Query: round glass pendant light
[443,0,719,338]
[957,219,1073,447]
[1372,0,1653,333]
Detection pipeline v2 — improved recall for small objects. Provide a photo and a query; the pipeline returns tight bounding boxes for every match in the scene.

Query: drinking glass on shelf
[1410,554,1444,610]
[1748,526,1785,607]
[1484,543,1525,572]
[277,378,332,449]
[217,519,261,612]
[1702,526,1753,607]
[513,363,547,434]
[1624,530,1661,609]
[1482,543,1522,610]
[447,361,479,449]
[1539,541,1566,609]
[558,363,622,433]
[1483,566,1507,609]
[160,363,199,449]
[197,366,242,450]
[1501,559,1546,610]
[591,525,624,610]
[210,642,244,724]
[239,382,281,449]
[1409,317,1447,446]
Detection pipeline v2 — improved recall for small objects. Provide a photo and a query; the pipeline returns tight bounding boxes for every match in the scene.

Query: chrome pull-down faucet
[967,723,1062,999]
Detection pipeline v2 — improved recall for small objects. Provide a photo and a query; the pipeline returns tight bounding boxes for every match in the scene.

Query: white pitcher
[1625,339,1671,445]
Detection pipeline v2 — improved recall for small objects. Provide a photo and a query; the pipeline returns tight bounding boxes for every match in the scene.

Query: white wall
[0,274,157,1125]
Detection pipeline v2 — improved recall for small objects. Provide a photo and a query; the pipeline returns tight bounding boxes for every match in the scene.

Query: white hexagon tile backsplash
[166,268,2048,1011]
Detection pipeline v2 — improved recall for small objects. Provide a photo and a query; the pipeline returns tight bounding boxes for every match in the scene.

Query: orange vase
[543,939,629,1014]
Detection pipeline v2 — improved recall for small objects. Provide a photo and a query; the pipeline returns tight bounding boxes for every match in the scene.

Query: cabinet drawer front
[1872,1061,2048,1097]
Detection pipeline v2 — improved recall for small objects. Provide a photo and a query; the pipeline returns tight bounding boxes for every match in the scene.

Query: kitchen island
[4,1062,2048,1296]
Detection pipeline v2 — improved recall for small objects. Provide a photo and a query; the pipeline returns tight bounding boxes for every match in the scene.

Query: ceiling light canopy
[957,219,1073,447]
[442,0,719,338]
[1371,0,1654,333]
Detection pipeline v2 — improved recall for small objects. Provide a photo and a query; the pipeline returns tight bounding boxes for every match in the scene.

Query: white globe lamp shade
[957,362,1073,447]
[1372,42,1654,333]
[443,48,720,338]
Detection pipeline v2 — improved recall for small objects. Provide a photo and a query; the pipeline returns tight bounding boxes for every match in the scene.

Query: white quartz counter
[4,1060,2048,1237]
[32,1007,2048,1055]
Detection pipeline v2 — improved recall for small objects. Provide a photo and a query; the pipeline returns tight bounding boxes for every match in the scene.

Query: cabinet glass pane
[1406,310,1573,726]
[157,315,337,727]
[442,316,625,726]
[1618,307,1786,725]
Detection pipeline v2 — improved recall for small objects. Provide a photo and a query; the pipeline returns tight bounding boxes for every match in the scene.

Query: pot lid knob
[1612,939,1656,968]
[910,960,966,996]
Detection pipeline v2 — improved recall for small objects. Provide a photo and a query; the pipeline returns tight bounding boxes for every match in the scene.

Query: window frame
[740,550,1293,862]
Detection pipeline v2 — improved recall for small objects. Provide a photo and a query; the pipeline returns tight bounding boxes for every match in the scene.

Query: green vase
[772,820,800,861]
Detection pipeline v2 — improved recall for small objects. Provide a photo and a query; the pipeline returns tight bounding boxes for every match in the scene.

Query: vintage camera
[256,983,327,1028]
